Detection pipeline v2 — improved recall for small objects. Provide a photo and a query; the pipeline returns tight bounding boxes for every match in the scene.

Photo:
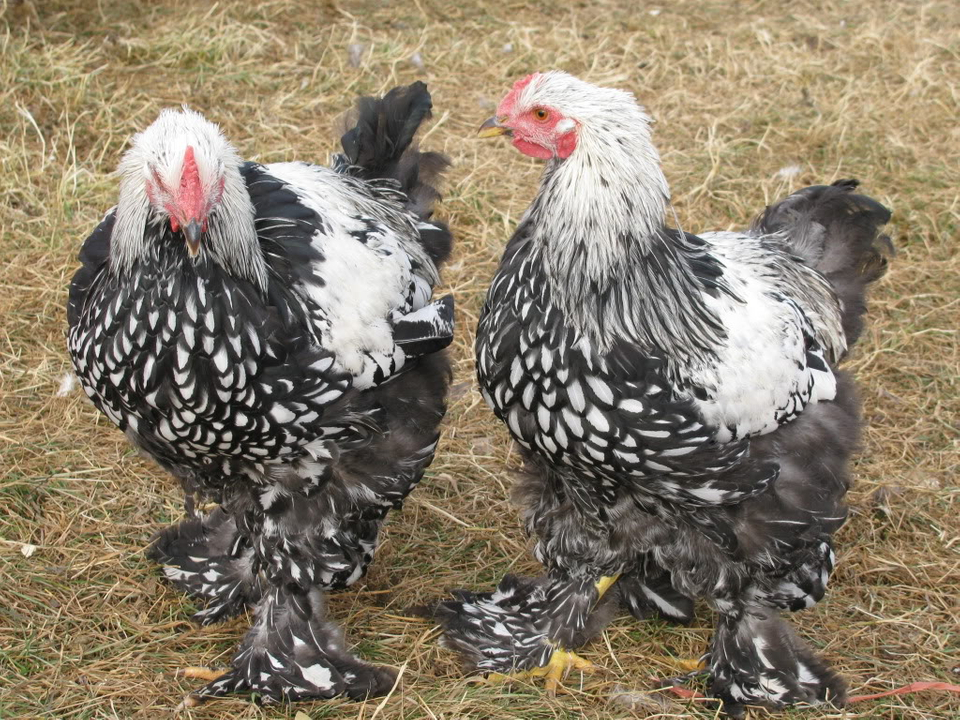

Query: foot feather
[433,572,618,676]
[194,586,395,703]
[618,563,694,625]
[148,508,264,624]
[708,604,846,717]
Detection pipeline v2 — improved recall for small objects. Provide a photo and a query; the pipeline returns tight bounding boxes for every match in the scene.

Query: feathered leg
[707,600,846,717]
[433,453,631,690]
[172,486,398,706]
[702,542,847,716]
[617,555,694,625]
[706,540,845,714]
[176,358,449,705]
[148,507,264,624]
[182,586,395,705]
[435,569,619,692]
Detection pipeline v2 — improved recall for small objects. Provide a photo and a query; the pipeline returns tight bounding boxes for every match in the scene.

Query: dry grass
[1,0,958,718]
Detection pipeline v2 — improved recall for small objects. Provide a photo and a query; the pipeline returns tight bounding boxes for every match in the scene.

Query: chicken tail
[339,81,453,264]
[752,179,893,348]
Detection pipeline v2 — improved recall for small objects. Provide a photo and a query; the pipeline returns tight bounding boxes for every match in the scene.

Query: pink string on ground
[847,681,960,703]
[659,679,960,704]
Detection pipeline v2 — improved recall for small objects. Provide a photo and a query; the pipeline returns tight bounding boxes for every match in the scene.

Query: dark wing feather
[393,294,455,357]
[68,210,115,329]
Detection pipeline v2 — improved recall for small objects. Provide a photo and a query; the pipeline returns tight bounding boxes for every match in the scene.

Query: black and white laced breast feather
[68,218,355,477]
[476,226,777,513]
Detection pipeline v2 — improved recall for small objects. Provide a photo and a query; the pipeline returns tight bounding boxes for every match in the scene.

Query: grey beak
[478,116,512,138]
[183,219,202,257]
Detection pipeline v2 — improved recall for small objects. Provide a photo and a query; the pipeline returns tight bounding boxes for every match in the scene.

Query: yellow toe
[595,574,620,599]
[178,666,227,682]
[674,657,706,673]
[485,648,595,694]
[174,692,204,714]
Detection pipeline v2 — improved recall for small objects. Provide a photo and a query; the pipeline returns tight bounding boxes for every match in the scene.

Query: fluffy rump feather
[340,82,433,176]
[752,179,893,348]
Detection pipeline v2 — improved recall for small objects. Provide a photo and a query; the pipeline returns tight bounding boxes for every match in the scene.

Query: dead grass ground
[1,0,958,718]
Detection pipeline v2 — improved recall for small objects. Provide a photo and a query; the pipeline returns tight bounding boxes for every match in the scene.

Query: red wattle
[513,138,553,160]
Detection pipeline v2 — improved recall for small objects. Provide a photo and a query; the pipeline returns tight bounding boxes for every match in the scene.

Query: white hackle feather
[113,107,266,287]
[514,72,669,318]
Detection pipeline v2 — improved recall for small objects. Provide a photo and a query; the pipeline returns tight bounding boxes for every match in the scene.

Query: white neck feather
[110,109,266,287]
[535,110,670,281]
[504,72,726,368]
[526,102,675,350]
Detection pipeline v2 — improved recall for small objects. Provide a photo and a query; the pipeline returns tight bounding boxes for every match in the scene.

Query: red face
[480,74,578,160]
[144,145,224,255]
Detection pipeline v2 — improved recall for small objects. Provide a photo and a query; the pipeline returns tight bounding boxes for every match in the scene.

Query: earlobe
[557,132,577,159]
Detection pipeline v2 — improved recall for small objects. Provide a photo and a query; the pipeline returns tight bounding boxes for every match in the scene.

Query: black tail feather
[753,179,893,347]
[341,82,433,175]
[340,82,453,261]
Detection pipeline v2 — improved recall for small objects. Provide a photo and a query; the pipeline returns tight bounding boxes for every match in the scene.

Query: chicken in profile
[68,84,454,706]
[435,72,891,715]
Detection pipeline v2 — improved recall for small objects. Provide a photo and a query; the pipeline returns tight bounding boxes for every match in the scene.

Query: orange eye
[533,108,550,122]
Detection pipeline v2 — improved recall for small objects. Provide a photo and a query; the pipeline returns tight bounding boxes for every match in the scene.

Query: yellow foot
[595,574,620,600]
[173,694,204,714]
[173,667,227,713]
[486,648,595,696]
[178,666,228,682]
[674,657,706,673]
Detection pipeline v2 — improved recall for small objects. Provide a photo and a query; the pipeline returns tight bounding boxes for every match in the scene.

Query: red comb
[499,73,542,115]
[512,73,541,94]
[178,145,204,222]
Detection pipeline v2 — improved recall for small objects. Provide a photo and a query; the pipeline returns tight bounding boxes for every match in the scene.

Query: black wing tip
[394,294,455,357]
[69,210,116,329]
